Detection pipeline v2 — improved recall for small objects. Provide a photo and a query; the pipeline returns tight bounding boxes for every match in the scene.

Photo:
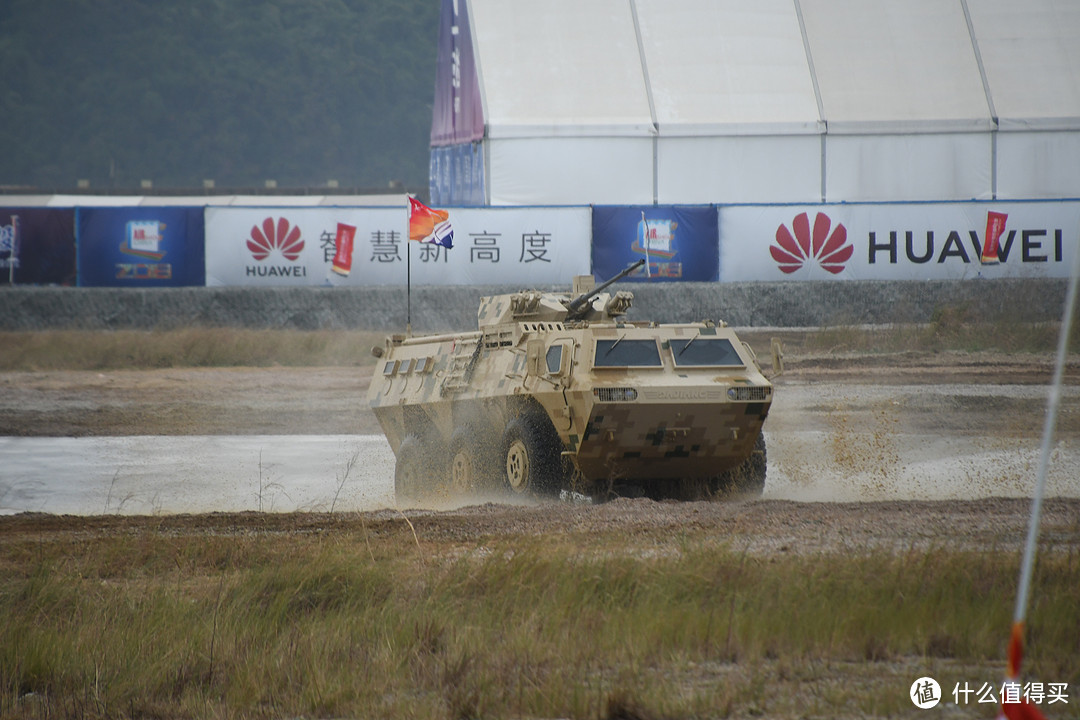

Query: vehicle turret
[477,259,644,329]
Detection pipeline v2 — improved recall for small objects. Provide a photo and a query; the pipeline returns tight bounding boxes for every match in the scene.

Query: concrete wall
[0,279,1068,332]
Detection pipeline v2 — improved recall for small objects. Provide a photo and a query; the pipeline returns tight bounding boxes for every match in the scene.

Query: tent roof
[470,0,653,138]
[968,0,1080,129]
[636,0,821,135]
[800,0,992,132]
[445,0,1080,140]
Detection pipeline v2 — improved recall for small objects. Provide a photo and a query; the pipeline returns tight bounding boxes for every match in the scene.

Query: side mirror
[526,338,544,377]
[770,337,784,377]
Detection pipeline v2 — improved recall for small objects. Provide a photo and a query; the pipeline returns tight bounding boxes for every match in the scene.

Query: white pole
[1004,223,1080,698]
[641,210,651,278]
[8,214,17,285]
[406,197,412,336]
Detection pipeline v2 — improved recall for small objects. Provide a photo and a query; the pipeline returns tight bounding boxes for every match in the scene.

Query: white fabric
[997,131,1080,199]
[453,0,1080,205]
[468,0,653,137]
[487,137,653,206]
[635,0,821,134]
[967,0,1080,128]
[656,135,822,204]
[799,0,992,131]
[825,133,993,202]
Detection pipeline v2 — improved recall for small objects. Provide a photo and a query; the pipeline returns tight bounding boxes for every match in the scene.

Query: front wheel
[501,416,563,497]
[714,433,767,497]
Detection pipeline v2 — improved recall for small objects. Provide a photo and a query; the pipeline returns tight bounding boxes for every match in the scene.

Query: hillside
[0,0,439,192]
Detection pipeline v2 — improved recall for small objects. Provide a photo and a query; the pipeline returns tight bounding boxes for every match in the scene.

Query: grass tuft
[0,523,1076,719]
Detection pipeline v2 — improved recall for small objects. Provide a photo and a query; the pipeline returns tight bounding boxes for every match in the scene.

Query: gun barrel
[567,259,645,314]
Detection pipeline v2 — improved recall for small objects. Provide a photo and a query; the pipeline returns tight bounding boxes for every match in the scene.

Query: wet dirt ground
[1,336,1079,550]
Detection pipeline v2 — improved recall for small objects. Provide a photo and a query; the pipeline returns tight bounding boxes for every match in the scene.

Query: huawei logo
[247,217,304,261]
[770,212,852,275]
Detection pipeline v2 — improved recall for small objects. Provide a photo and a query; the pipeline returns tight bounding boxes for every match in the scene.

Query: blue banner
[430,0,483,146]
[1,208,76,285]
[591,205,719,282]
[76,207,205,287]
[430,143,486,207]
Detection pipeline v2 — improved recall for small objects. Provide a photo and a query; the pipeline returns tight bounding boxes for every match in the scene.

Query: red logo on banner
[331,223,357,276]
[981,211,1007,264]
[247,217,304,261]
[770,212,853,275]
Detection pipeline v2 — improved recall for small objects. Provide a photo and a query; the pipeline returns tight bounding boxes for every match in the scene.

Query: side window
[545,345,563,375]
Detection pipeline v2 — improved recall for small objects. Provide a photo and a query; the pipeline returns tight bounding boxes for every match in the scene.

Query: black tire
[501,414,564,497]
[447,428,494,495]
[394,434,442,505]
[714,433,767,497]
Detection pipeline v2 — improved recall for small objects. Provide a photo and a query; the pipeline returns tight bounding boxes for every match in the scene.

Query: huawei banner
[205,206,590,287]
[718,201,1080,282]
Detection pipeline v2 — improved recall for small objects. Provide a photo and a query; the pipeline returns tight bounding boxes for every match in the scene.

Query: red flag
[331,223,356,276]
[408,196,454,248]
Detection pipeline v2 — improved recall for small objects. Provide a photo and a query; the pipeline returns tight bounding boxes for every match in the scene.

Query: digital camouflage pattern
[368,262,776,502]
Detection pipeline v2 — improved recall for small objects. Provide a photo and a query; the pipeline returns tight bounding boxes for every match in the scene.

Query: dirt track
[2,496,1078,559]
[2,338,1078,438]
[2,339,1079,552]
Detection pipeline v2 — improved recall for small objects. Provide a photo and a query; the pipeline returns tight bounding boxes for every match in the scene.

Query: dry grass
[4,295,1080,372]
[0,520,1077,719]
[798,308,1079,355]
[0,312,1074,373]
[0,329,387,371]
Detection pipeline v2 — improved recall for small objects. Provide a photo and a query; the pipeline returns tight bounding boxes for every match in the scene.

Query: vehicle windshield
[670,338,743,367]
[594,338,663,367]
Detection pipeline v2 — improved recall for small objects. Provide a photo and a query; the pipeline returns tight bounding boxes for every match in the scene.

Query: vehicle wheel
[715,433,767,496]
[501,415,563,497]
[448,429,492,495]
[395,434,441,505]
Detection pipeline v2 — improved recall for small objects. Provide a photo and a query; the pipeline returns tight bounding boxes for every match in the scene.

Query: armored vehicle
[368,260,777,502]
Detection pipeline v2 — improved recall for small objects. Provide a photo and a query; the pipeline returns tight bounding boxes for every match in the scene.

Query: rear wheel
[448,429,493,495]
[501,415,563,497]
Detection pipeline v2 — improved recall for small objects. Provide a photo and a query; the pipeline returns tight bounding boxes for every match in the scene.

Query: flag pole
[996,224,1080,720]
[9,215,17,285]
[406,196,412,337]
[1015,224,1080,617]
[641,210,651,278]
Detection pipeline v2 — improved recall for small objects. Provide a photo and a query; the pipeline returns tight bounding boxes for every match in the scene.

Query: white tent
[429,0,1080,205]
